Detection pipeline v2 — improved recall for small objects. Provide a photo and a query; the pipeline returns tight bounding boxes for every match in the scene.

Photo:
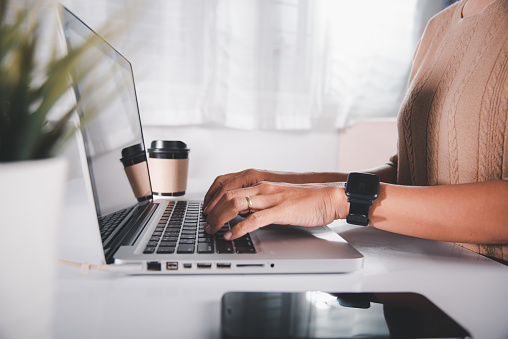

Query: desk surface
[55,204,508,339]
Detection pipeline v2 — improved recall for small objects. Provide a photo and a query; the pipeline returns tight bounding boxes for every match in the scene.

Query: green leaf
[0,0,133,162]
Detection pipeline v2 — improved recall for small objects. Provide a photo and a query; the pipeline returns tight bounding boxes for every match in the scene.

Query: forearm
[368,180,508,244]
[269,164,397,185]
[204,165,397,215]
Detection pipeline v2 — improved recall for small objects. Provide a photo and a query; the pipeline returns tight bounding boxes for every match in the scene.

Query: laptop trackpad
[235,221,361,260]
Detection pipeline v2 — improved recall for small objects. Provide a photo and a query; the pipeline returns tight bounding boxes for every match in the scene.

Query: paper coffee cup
[148,140,190,196]
[120,143,152,201]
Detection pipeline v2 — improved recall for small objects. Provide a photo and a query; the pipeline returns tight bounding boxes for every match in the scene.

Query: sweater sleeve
[388,154,398,169]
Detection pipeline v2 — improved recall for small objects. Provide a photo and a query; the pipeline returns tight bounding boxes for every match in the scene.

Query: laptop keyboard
[99,205,135,242]
[143,201,256,255]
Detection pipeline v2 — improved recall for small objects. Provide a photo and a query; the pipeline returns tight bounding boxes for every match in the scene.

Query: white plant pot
[0,157,68,339]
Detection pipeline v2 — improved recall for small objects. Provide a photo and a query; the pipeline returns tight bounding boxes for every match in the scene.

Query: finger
[213,187,255,215]
[213,182,286,218]
[224,206,286,240]
[203,170,259,214]
[209,182,288,226]
[203,174,243,215]
[222,192,290,239]
[205,188,263,234]
[203,172,239,209]
[206,199,245,235]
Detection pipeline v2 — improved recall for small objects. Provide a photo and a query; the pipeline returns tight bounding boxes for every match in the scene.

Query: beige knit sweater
[392,0,508,262]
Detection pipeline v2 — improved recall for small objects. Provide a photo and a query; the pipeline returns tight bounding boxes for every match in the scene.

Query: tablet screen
[221,292,470,339]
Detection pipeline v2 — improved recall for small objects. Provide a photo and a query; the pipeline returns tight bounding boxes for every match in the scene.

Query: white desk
[55,206,508,339]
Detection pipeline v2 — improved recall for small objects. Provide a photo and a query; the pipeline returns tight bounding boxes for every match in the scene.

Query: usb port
[197,263,212,269]
[166,262,178,270]
[217,263,231,269]
[183,263,192,269]
[147,261,161,271]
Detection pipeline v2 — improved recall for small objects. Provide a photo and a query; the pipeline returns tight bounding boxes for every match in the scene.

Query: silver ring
[245,196,253,214]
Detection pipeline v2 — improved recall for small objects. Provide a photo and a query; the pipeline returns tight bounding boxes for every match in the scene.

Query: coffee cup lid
[148,140,190,154]
[120,143,147,166]
[121,143,145,160]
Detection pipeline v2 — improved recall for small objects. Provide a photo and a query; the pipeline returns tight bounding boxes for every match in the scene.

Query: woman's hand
[203,169,292,215]
[203,169,350,215]
[204,181,347,240]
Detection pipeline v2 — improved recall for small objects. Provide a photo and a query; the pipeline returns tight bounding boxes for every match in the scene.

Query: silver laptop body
[60,6,363,275]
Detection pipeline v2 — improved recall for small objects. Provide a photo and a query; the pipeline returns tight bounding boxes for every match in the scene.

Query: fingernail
[224,231,232,240]
[205,224,211,233]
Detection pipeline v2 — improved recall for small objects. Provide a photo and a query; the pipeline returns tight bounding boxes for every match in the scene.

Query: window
[62,0,444,130]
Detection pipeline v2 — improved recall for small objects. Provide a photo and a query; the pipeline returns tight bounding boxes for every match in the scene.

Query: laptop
[60,6,363,274]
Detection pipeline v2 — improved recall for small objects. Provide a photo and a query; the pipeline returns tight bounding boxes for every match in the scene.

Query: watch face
[346,173,379,198]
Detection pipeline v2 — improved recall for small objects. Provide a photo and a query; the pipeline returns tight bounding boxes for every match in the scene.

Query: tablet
[221,291,470,339]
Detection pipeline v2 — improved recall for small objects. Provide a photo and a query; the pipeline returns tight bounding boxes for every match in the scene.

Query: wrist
[369,182,387,224]
[258,169,298,184]
[330,184,349,220]
[344,172,380,226]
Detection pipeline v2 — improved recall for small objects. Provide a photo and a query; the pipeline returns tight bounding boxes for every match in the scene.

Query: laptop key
[177,244,195,254]
[164,232,180,237]
[143,247,156,254]
[159,241,177,247]
[157,247,175,254]
[216,241,234,254]
[162,236,178,242]
[235,246,256,254]
[197,243,214,254]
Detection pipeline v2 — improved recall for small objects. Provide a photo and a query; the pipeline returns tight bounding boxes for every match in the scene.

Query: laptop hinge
[104,202,159,264]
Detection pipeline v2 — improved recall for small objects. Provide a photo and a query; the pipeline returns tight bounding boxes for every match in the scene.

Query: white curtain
[61,0,443,130]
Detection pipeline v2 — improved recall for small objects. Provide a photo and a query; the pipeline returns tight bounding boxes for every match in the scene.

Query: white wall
[337,118,398,172]
[143,118,398,192]
[143,125,340,191]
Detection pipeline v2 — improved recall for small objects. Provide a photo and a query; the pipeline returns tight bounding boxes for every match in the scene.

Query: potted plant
[0,1,113,337]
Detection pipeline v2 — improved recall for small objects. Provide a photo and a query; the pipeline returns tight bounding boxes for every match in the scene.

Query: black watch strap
[346,198,372,226]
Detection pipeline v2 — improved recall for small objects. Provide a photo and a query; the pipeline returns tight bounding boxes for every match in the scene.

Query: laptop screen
[62,7,152,217]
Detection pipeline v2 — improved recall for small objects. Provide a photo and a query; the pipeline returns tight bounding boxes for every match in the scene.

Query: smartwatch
[345,172,380,226]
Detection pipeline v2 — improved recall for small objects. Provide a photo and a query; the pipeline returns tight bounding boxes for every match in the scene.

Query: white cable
[107,263,144,273]
[58,259,143,274]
